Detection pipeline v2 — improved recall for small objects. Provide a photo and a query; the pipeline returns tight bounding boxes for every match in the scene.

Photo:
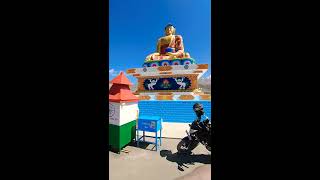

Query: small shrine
[109,72,139,153]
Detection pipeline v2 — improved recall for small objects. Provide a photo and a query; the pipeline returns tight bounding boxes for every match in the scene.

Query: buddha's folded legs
[145,52,191,61]
[145,52,160,61]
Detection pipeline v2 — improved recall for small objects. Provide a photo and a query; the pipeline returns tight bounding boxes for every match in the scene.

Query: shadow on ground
[108,140,158,154]
[160,150,211,171]
[130,140,158,151]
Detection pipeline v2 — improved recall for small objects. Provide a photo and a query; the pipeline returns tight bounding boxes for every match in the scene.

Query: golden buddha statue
[145,24,191,62]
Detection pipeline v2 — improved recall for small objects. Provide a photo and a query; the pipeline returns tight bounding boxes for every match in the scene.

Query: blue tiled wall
[138,101,212,123]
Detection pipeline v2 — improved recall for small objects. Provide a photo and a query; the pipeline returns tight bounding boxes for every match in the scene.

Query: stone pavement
[109,138,211,180]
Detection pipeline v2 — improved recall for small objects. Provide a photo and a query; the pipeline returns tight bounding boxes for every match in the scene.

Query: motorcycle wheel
[177,137,199,154]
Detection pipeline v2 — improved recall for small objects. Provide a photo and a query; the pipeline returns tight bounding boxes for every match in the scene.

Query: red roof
[109,72,138,103]
[109,89,139,103]
[110,72,133,86]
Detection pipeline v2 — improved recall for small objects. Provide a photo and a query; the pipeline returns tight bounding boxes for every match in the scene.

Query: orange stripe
[139,95,151,100]
[156,95,173,100]
[157,66,173,71]
[159,72,173,74]
[197,64,209,69]
[158,92,173,95]
[200,94,211,100]
[179,95,195,100]
[126,69,136,74]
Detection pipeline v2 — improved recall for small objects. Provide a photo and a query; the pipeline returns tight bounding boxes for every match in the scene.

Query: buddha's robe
[148,35,190,61]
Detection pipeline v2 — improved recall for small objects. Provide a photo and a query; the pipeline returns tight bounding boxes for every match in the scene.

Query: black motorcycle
[177,103,212,154]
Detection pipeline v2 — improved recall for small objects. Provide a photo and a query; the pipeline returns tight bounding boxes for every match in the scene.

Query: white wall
[109,102,139,126]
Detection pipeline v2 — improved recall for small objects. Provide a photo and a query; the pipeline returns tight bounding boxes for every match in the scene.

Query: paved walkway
[109,138,211,180]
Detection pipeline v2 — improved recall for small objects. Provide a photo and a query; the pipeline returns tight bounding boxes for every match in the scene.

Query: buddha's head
[165,24,176,36]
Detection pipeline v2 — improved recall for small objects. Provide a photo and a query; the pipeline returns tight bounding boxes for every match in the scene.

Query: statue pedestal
[126,63,211,124]
[126,64,209,100]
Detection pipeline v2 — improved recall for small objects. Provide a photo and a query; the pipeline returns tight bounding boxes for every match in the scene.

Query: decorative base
[143,58,196,67]
[127,64,208,94]
[138,92,195,96]
[126,64,208,79]
[137,94,211,101]
[137,75,198,92]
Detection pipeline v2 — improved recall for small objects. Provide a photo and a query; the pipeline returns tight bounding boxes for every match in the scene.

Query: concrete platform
[109,138,211,180]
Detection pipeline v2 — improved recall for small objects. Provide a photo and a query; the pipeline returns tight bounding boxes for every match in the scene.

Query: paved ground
[109,138,211,180]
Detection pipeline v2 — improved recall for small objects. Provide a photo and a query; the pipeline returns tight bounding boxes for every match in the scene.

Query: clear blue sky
[109,0,211,83]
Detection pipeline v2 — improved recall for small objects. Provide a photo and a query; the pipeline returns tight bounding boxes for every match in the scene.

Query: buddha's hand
[166,52,178,56]
[166,52,178,59]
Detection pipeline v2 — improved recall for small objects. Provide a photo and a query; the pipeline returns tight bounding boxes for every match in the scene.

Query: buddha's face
[165,26,175,36]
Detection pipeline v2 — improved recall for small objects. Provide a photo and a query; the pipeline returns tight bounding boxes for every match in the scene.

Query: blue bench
[136,115,162,151]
